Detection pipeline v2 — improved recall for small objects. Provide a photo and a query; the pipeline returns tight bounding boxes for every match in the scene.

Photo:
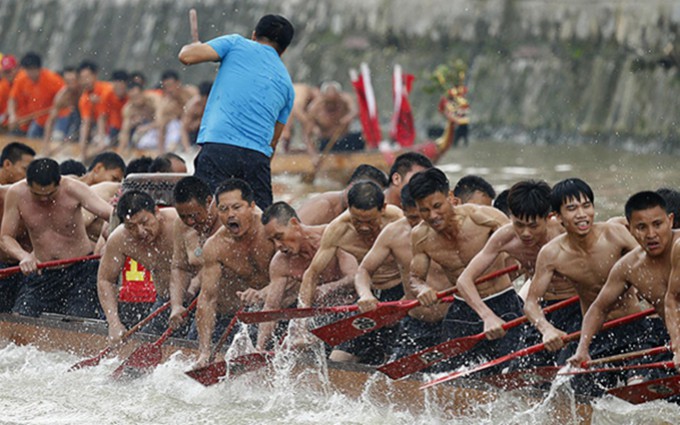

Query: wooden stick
[189,9,199,43]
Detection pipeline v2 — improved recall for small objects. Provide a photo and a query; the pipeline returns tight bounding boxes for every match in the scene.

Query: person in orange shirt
[0,55,19,126]
[7,52,64,137]
[77,60,113,160]
[100,70,129,144]
[43,66,82,149]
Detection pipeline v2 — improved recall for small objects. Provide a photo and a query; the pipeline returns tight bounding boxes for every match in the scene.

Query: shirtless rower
[456,180,574,338]
[0,142,34,185]
[294,181,402,356]
[408,168,518,371]
[382,152,433,208]
[568,192,677,380]
[117,81,159,154]
[453,180,580,369]
[258,201,357,350]
[523,180,641,393]
[307,81,357,153]
[97,190,178,343]
[1,158,113,318]
[80,151,126,185]
[279,83,319,154]
[167,177,222,329]
[194,179,275,367]
[154,70,196,153]
[0,142,35,312]
[666,220,680,371]
[297,164,388,225]
[355,184,450,359]
[453,174,496,206]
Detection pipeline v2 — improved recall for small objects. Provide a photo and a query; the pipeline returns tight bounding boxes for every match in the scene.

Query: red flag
[350,63,382,149]
[390,65,416,148]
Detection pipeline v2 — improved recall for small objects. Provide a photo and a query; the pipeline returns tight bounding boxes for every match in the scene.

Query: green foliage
[422,59,468,95]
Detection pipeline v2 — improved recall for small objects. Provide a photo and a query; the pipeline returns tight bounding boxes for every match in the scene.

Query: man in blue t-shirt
[179,14,295,210]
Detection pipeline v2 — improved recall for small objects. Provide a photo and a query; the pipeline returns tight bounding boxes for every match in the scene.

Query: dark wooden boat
[0,312,593,422]
[0,116,454,182]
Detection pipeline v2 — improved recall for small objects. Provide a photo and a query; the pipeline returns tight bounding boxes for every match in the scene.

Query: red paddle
[310,264,519,347]
[420,308,655,390]
[185,352,274,387]
[239,303,390,324]
[607,373,680,404]
[484,345,671,390]
[111,298,198,380]
[68,300,171,371]
[559,361,675,376]
[378,295,579,380]
[185,308,272,386]
[0,254,101,278]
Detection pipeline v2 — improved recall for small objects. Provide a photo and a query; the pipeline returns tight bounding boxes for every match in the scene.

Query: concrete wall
[2,0,680,148]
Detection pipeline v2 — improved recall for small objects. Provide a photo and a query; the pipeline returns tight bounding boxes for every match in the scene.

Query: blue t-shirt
[197,34,295,157]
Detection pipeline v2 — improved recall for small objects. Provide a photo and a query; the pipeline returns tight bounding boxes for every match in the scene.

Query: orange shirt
[8,68,64,127]
[0,78,10,122]
[101,90,127,130]
[78,81,113,121]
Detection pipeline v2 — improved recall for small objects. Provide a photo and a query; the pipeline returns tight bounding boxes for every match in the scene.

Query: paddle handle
[153,298,197,348]
[208,307,243,363]
[122,301,171,342]
[421,307,655,390]
[189,8,199,42]
[562,361,675,376]
[500,295,580,332]
[585,344,670,368]
[436,263,520,299]
[0,254,102,278]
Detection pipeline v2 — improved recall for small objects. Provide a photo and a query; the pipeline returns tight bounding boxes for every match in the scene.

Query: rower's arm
[178,42,219,65]
[524,245,563,339]
[97,233,127,341]
[195,245,221,363]
[456,228,508,326]
[570,259,629,365]
[269,121,285,156]
[665,241,680,369]
[355,230,393,311]
[313,249,358,306]
[410,230,435,306]
[73,179,114,221]
[299,227,342,307]
[169,220,193,314]
[257,255,290,350]
[0,188,29,262]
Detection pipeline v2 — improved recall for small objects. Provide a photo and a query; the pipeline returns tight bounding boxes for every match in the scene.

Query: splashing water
[2,341,680,425]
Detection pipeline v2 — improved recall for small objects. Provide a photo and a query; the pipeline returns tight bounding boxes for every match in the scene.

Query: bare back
[297,190,345,225]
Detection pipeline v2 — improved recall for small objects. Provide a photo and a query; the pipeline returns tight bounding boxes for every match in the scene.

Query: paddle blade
[185,352,273,386]
[310,304,410,346]
[482,366,560,390]
[111,343,163,380]
[378,335,483,380]
[607,374,680,404]
[68,348,110,372]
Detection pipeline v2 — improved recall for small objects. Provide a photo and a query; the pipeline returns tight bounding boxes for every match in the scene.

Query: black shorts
[390,315,443,361]
[437,287,524,373]
[0,261,22,313]
[12,259,101,319]
[194,143,272,211]
[139,296,189,338]
[335,284,405,365]
[511,298,583,369]
[570,316,657,396]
